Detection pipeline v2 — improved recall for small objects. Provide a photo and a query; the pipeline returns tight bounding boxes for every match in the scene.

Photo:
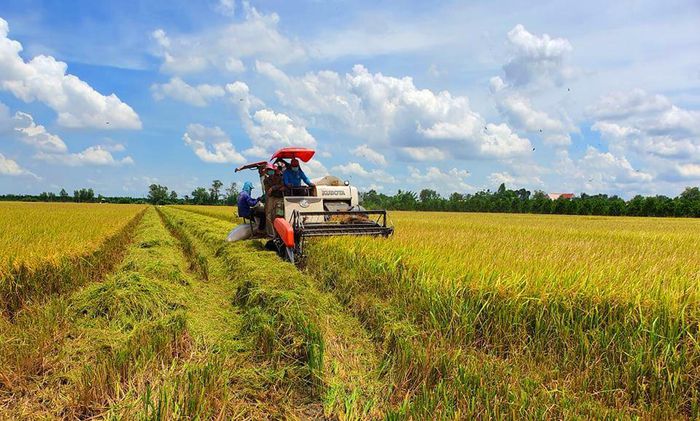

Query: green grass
[1,208,191,417]
[2,207,307,418]
[166,206,646,419]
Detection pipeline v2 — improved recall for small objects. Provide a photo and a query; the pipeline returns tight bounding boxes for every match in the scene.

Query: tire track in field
[161,206,392,418]
[156,206,316,419]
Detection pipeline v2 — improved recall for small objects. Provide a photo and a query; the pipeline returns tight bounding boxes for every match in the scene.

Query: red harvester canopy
[270,147,315,162]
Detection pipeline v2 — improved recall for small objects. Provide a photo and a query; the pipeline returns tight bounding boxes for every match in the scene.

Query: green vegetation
[363,184,700,217]
[5,182,700,218]
[1,207,320,418]
[161,206,389,418]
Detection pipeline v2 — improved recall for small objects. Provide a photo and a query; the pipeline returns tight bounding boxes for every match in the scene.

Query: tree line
[3,181,700,217]
[361,184,700,217]
[146,180,239,205]
[0,180,240,206]
[0,188,144,204]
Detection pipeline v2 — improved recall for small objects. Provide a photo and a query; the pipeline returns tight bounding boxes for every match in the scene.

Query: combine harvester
[232,147,394,263]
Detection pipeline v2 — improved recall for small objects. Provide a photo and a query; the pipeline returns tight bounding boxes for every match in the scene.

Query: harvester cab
[234,147,394,263]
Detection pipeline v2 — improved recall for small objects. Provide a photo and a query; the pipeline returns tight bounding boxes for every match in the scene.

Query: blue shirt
[237,190,258,218]
[283,168,313,187]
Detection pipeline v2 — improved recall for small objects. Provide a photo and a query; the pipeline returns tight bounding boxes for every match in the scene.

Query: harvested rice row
[306,238,699,418]
[2,205,296,419]
[0,207,191,418]
[158,206,326,418]
[161,206,390,418]
[101,206,314,419]
[0,203,146,317]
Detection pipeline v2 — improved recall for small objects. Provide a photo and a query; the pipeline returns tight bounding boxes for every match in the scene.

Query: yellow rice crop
[0,202,145,276]
[308,210,700,415]
[328,211,700,313]
[171,204,238,222]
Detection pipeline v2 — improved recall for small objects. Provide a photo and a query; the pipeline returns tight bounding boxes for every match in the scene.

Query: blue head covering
[242,181,254,193]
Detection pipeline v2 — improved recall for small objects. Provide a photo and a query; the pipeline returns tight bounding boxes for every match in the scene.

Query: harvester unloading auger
[231,147,394,264]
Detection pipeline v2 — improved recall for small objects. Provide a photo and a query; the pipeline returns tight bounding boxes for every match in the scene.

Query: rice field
[1,203,698,419]
[0,202,145,315]
[317,211,700,314]
[0,202,145,273]
[171,204,238,222]
[306,211,700,418]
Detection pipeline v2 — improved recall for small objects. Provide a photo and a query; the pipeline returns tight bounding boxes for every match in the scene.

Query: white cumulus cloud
[331,161,396,183]
[488,171,544,189]
[587,88,672,120]
[552,148,653,195]
[0,152,38,178]
[12,112,68,152]
[398,146,449,161]
[502,24,574,88]
[408,166,475,195]
[151,77,225,107]
[225,80,316,157]
[256,62,532,161]
[4,106,133,167]
[151,4,304,75]
[35,145,134,167]
[674,163,700,180]
[183,123,246,164]
[496,94,574,146]
[591,89,700,160]
[0,101,11,131]
[350,144,387,166]
[0,18,141,129]
[215,0,236,16]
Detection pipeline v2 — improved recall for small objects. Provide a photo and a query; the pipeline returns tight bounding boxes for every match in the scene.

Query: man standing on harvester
[283,158,315,189]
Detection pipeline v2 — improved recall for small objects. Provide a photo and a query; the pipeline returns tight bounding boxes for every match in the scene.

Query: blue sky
[1,0,699,198]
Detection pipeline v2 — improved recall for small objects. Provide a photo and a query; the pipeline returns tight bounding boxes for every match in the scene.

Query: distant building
[548,193,575,200]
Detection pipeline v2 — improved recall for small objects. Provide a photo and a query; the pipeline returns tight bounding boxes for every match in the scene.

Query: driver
[283,158,315,189]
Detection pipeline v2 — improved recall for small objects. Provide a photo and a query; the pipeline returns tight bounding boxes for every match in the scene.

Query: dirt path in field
[156,206,326,419]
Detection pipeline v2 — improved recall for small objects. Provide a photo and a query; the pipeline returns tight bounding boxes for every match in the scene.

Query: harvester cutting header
[231,147,393,263]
